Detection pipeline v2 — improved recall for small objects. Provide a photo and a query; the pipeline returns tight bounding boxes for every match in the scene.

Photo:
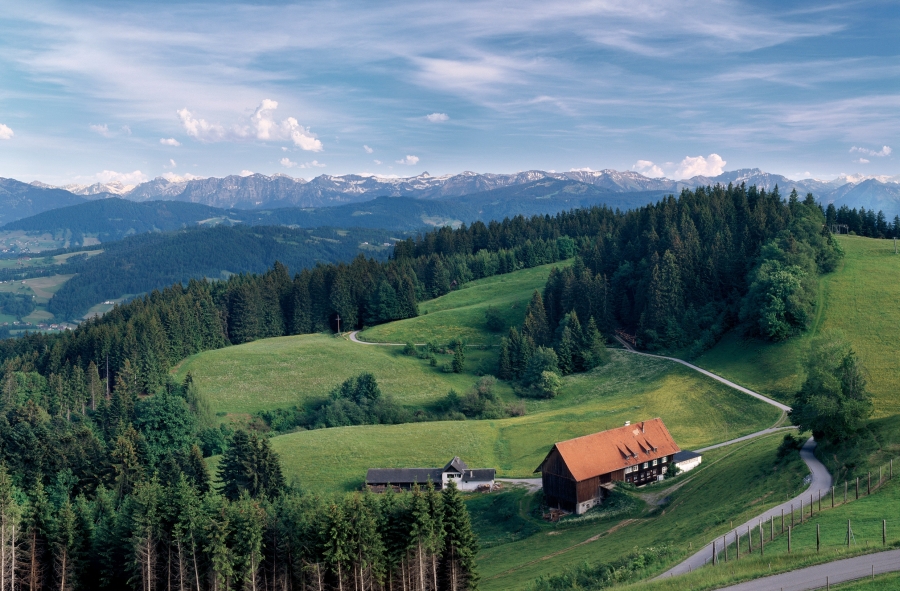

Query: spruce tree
[440,482,479,591]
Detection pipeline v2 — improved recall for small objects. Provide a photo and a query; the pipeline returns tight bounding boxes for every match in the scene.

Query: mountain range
[3,167,900,227]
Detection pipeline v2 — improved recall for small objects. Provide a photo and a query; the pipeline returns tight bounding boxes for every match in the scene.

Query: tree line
[0,356,479,590]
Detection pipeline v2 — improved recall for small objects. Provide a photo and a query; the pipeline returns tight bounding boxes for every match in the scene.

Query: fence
[706,457,898,566]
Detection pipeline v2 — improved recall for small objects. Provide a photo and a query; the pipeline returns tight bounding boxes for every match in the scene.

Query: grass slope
[259,350,780,491]
[174,333,510,417]
[696,236,900,416]
[358,261,567,345]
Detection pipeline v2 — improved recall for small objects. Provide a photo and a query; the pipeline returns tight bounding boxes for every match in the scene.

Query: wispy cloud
[0,124,13,140]
[850,145,891,157]
[160,138,181,146]
[363,145,374,153]
[425,112,449,122]
[396,155,419,165]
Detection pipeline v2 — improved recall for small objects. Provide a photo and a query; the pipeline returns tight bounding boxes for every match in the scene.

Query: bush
[485,306,506,332]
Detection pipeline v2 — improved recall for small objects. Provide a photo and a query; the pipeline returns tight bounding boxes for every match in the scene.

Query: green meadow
[696,236,900,417]
[358,260,567,345]
[183,319,782,493]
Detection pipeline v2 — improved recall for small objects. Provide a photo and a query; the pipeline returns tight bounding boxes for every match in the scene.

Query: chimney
[640,421,645,433]
[624,421,630,426]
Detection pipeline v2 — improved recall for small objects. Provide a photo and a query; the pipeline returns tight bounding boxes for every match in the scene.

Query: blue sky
[1,0,898,185]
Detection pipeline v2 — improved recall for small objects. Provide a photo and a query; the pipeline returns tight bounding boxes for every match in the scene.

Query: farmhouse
[366,457,495,492]
[535,418,680,514]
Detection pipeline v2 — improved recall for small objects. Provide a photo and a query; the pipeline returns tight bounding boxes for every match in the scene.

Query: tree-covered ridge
[48,225,400,320]
[533,186,841,352]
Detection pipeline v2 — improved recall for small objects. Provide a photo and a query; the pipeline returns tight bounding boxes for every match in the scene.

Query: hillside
[177,264,782,490]
[48,225,398,319]
[0,177,86,225]
[695,236,900,416]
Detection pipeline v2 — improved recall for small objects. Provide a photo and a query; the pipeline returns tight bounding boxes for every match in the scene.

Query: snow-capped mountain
[19,167,900,222]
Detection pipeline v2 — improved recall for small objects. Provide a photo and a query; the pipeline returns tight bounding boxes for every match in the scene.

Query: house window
[661,456,668,463]
[642,462,648,469]
[652,459,658,467]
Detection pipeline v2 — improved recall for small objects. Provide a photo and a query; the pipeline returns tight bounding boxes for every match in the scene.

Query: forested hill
[2,198,235,242]
[0,183,840,401]
[3,180,671,241]
[48,225,398,319]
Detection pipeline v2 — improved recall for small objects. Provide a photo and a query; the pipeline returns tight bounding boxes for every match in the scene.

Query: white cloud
[0,124,13,140]
[674,154,726,179]
[373,159,382,165]
[93,170,148,185]
[161,172,203,182]
[396,155,420,165]
[850,145,892,157]
[853,158,870,164]
[240,170,254,177]
[570,167,593,172]
[90,124,111,137]
[281,147,288,151]
[632,160,665,178]
[363,145,374,153]
[177,100,323,151]
[298,160,326,169]
[425,112,449,122]
[178,108,227,140]
[160,138,181,146]
[280,157,297,168]
[251,100,324,151]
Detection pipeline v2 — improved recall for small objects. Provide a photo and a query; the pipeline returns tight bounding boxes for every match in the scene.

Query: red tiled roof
[538,418,680,481]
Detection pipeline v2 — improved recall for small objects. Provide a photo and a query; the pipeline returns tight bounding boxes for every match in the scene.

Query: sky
[0,0,898,186]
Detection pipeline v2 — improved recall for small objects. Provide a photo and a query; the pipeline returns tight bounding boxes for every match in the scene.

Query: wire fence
[700,457,899,571]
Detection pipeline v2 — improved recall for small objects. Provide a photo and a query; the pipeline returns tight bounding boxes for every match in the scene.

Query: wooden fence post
[713,540,717,566]
[791,504,795,529]
[736,532,740,560]
[848,520,852,547]
[817,523,820,553]
[759,522,764,556]
[788,526,792,553]
[800,499,804,524]
[856,477,859,500]
[845,480,848,503]
[748,525,753,553]
[884,520,887,546]
[781,508,785,534]
[832,486,835,508]
[723,535,727,562]
[868,472,871,495]
[770,515,774,542]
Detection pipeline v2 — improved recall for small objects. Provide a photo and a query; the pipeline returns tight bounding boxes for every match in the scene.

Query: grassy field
[695,236,900,417]
[473,433,808,590]
[174,333,515,416]
[257,349,780,491]
[358,261,567,345]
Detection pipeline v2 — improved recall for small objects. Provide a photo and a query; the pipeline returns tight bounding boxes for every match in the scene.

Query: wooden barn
[535,418,680,514]
[366,457,495,492]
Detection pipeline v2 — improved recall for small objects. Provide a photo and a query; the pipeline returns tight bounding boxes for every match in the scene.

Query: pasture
[358,260,567,345]
[696,236,900,417]
[259,349,781,492]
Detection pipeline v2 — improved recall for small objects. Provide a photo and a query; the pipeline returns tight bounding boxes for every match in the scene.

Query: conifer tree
[440,482,479,591]
[522,291,550,347]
